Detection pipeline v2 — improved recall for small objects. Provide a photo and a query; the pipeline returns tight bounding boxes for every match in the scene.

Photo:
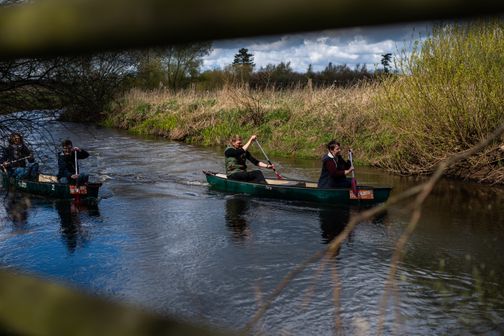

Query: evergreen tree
[306,64,314,77]
[381,53,393,73]
[233,48,255,67]
[232,48,255,83]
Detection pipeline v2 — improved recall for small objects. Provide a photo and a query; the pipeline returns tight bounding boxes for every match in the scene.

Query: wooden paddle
[1,156,32,173]
[74,150,79,176]
[73,149,82,203]
[254,140,284,179]
[348,150,359,197]
[1,156,32,166]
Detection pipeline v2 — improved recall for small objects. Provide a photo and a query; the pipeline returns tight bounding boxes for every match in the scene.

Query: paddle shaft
[1,156,32,166]
[73,150,82,201]
[74,150,79,175]
[254,140,284,179]
[348,151,355,178]
[1,156,32,173]
[348,150,360,198]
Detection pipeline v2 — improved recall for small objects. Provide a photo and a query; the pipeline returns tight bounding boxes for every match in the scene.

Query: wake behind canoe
[203,171,391,204]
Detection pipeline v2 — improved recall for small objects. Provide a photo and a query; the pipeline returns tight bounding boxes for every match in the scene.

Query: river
[1,122,503,335]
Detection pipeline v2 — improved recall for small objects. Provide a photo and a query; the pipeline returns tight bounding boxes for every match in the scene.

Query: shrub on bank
[374,19,504,182]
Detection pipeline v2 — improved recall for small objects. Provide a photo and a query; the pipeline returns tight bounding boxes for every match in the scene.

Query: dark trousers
[332,178,352,188]
[9,162,39,180]
[318,177,352,189]
[228,170,266,184]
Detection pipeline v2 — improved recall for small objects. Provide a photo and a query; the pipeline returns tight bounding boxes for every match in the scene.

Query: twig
[376,121,504,335]
[243,121,504,334]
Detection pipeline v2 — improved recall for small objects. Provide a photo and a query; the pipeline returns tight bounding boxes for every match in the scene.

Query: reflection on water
[225,197,251,242]
[55,201,100,253]
[1,192,100,254]
[318,206,350,244]
[3,192,31,231]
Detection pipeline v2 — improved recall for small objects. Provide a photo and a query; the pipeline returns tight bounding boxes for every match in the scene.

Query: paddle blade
[351,177,359,197]
[270,164,284,179]
[274,170,284,179]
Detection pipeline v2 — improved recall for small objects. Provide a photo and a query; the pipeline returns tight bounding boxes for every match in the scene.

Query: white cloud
[202,23,431,73]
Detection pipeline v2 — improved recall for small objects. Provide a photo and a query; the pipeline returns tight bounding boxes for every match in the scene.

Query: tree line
[0,44,392,121]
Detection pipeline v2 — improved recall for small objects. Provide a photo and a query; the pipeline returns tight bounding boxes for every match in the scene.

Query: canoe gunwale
[203,170,390,191]
[1,172,102,202]
[203,170,392,204]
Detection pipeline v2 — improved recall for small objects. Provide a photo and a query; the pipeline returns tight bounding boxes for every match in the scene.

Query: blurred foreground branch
[0,0,504,59]
[0,269,231,336]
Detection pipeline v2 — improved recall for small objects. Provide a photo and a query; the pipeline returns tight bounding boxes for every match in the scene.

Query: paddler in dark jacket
[317,140,354,188]
[57,139,90,185]
[224,134,274,184]
[1,132,39,180]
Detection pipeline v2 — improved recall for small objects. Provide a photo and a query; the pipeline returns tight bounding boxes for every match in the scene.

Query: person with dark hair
[317,140,354,188]
[1,132,39,180]
[57,139,90,185]
[224,134,273,184]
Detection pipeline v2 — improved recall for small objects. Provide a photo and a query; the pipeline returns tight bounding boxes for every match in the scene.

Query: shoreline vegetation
[103,20,504,184]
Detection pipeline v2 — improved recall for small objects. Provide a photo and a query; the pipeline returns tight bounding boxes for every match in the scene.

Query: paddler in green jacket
[224,134,274,184]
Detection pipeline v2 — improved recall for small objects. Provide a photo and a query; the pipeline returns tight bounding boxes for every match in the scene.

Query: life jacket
[225,146,247,175]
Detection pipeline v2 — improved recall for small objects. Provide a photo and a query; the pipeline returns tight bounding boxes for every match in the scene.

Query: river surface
[1,122,503,335]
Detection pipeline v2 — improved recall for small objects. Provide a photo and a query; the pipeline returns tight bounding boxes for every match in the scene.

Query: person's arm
[246,152,273,169]
[326,159,345,177]
[242,135,257,152]
[343,157,354,175]
[338,155,352,170]
[326,158,352,177]
[73,147,89,160]
[258,161,273,169]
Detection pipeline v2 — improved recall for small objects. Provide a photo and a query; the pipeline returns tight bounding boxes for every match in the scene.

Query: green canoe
[204,171,392,204]
[1,172,101,203]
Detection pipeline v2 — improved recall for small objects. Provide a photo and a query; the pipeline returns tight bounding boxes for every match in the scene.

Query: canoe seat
[266,179,306,187]
[38,174,58,183]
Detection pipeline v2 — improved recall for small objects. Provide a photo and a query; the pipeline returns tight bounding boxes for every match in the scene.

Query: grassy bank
[104,84,381,159]
[104,20,504,184]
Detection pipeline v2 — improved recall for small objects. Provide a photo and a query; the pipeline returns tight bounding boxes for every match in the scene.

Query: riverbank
[103,21,504,184]
[103,80,503,184]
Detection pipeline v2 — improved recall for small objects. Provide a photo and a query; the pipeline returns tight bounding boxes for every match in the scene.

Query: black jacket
[1,144,34,168]
[317,154,351,188]
[57,149,89,180]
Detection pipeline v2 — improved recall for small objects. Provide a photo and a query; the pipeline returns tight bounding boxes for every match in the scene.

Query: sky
[202,22,432,73]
